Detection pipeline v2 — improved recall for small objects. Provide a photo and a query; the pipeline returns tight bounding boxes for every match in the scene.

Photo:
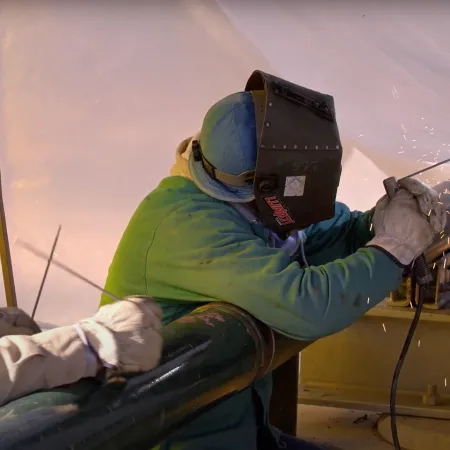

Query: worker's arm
[0,297,162,407]
[145,202,402,341]
[303,203,375,266]
[0,327,98,406]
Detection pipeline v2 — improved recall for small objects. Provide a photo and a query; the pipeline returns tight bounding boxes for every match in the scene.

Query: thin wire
[399,156,450,181]
[31,225,62,319]
[16,238,120,303]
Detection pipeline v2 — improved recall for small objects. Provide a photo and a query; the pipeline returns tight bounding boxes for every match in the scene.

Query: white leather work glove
[0,296,163,406]
[366,187,446,266]
[76,295,163,374]
[398,177,447,233]
[0,307,41,337]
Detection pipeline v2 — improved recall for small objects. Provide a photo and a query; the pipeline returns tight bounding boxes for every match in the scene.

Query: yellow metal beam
[299,253,450,420]
[299,300,450,419]
[0,171,17,307]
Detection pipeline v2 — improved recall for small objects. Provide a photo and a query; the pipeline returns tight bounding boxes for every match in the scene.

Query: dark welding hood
[245,70,343,234]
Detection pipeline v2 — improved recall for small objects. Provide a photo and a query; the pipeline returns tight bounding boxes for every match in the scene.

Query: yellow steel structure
[0,171,17,307]
[299,244,450,449]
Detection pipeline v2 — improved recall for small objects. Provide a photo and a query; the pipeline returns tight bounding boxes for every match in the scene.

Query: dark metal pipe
[0,302,312,450]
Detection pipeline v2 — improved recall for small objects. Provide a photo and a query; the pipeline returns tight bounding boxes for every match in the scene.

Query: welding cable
[390,254,431,450]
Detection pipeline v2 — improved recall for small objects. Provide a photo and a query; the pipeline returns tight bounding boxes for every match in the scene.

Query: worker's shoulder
[142,176,221,208]
[148,175,200,199]
[142,176,248,230]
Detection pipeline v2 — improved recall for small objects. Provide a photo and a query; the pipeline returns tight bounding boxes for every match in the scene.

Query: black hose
[390,255,431,449]
[389,286,425,449]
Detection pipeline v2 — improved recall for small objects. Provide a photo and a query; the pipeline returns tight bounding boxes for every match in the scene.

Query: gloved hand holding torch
[367,175,447,450]
[366,178,446,267]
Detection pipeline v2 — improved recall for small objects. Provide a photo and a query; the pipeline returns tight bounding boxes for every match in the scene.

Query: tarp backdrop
[1,0,450,325]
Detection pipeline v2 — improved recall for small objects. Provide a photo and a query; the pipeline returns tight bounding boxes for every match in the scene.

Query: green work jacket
[101,176,402,450]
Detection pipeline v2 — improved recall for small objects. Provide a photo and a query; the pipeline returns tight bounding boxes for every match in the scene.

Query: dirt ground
[297,404,394,450]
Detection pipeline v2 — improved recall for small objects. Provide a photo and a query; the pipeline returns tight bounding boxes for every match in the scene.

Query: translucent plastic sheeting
[1,0,450,325]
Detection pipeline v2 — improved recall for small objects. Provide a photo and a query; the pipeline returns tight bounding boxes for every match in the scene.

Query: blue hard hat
[188,91,257,203]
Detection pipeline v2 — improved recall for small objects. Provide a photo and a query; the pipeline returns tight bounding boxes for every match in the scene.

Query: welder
[101,70,446,450]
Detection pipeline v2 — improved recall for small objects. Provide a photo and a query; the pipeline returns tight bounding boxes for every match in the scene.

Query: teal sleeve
[146,204,402,341]
[347,207,376,251]
[303,203,375,265]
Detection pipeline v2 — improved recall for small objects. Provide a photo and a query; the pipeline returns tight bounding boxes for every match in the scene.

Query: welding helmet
[189,70,343,234]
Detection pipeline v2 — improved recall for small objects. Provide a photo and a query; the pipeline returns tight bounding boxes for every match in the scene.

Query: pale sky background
[1,0,450,326]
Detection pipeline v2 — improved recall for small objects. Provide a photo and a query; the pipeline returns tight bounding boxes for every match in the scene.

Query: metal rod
[15,238,120,302]
[31,226,62,319]
[399,156,450,182]
[0,170,17,307]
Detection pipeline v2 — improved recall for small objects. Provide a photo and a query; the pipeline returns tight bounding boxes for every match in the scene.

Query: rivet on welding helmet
[259,180,274,193]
